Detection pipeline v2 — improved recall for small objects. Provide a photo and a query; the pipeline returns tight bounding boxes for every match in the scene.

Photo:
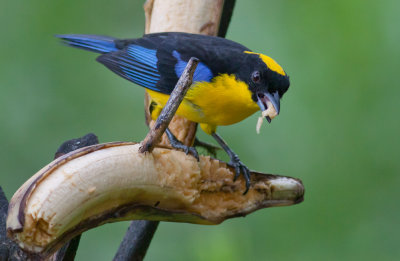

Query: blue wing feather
[172,51,213,82]
[126,45,158,70]
[97,44,161,91]
[116,56,159,77]
[94,44,214,94]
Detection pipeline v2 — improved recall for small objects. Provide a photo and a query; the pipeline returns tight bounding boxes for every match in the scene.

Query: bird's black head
[237,51,290,122]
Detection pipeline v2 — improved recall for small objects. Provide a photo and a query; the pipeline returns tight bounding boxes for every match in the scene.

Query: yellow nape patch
[244,51,286,76]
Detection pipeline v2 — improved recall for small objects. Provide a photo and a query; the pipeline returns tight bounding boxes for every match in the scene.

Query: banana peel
[6,142,304,256]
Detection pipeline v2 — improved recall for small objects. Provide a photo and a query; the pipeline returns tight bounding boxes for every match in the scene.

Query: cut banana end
[6,142,304,256]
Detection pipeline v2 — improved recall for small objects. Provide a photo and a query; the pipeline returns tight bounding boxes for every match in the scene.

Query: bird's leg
[211,133,250,194]
[193,138,220,158]
[165,128,199,161]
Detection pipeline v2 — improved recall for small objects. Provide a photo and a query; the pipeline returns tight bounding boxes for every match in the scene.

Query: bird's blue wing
[97,45,161,91]
[97,44,214,94]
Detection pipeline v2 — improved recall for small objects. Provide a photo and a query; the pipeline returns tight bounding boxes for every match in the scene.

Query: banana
[6,142,304,256]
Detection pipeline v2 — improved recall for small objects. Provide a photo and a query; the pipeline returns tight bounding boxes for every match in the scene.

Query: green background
[1,0,399,260]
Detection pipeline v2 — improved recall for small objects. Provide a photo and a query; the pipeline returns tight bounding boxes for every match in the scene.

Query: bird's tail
[56,34,119,54]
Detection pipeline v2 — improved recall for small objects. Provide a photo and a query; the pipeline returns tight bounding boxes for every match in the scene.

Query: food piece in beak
[256,91,281,133]
[257,91,280,117]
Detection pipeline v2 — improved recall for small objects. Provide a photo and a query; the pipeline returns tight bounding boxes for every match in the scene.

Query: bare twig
[139,57,199,153]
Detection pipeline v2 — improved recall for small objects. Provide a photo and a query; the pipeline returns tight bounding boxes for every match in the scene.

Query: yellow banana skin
[6,142,304,256]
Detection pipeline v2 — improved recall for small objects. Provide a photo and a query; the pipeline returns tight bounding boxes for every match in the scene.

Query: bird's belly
[195,96,258,126]
[146,74,259,126]
[186,75,260,125]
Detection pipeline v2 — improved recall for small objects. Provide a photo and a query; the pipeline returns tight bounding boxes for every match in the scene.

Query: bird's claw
[165,128,199,161]
[183,146,200,161]
[229,155,251,194]
[171,142,199,161]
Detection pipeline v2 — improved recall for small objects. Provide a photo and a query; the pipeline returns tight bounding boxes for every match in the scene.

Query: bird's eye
[251,71,261,83]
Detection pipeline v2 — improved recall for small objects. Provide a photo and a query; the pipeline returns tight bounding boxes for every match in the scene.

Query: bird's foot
[171,141,199,161]
[165,128,199,161]
[211,132,251,194]
[229,154,251,194]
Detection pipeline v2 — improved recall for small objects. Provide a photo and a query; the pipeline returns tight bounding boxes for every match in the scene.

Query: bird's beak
[256,91,281,123]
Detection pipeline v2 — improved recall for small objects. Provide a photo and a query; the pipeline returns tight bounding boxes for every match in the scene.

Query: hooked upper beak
[256,90,281,123]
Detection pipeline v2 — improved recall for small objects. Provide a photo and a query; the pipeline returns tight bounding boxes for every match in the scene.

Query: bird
[57,32,290,193]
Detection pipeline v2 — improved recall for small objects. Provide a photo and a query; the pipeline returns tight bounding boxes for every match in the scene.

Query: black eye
[251,71,261,83]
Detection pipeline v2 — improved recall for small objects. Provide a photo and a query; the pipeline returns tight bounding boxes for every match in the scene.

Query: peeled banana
[6,142,304,256]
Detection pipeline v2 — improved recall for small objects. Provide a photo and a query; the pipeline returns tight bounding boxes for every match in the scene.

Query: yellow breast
[147,74,259,133]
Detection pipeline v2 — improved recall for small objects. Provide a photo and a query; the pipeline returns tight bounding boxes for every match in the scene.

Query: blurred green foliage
[1,0,399,260]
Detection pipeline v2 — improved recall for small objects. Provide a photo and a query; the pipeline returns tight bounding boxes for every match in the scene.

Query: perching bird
[57,32,290,193]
